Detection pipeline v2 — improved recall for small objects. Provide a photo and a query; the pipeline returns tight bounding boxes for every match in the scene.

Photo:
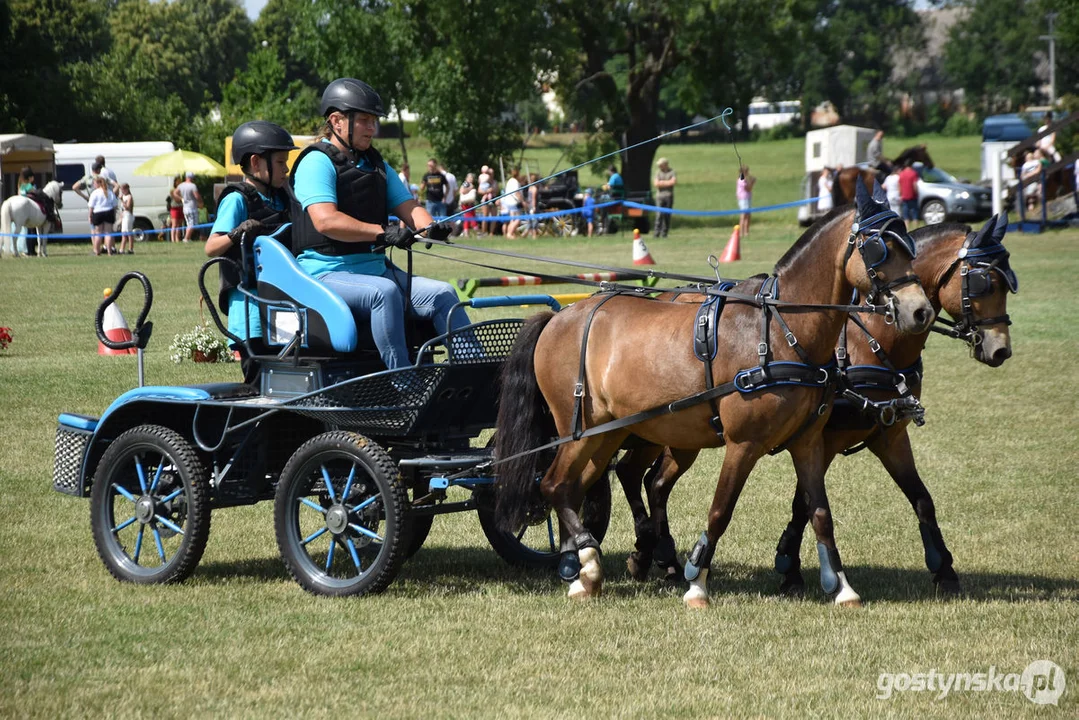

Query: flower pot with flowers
[168,324,235,364]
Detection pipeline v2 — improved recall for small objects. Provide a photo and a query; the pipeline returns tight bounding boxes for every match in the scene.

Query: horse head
[939,213,1016,366]
[895,144,934,170]
[44,180,64,209]
[849,177,934,334]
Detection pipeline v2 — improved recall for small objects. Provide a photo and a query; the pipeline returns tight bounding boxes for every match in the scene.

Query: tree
[178,0,254,104]
[945,0,1041,114]
[0,0,111,137]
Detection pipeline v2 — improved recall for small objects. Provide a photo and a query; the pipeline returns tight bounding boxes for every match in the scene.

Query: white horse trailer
[798,125,876,226]
[54,142,175,240]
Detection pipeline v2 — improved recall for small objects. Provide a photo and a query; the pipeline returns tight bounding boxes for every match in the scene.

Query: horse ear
[855,176,873,216]
[992,212,1009,243]
[871,180,888,205]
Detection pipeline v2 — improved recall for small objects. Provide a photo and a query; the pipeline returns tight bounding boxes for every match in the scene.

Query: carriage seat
[253,235,359,354]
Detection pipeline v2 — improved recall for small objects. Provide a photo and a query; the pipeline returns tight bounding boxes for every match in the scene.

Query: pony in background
[1,180,63,257]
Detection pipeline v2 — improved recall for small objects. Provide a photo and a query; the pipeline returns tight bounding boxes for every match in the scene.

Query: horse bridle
[843,209,922,323]
[933,233,1018,349]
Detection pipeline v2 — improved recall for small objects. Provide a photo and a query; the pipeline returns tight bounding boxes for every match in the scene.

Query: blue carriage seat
[253,232,359,354]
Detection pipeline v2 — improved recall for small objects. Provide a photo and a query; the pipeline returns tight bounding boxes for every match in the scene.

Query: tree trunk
[622,71,662,193]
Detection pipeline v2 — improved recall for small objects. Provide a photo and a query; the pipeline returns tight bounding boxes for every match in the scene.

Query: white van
[54,142,175,240]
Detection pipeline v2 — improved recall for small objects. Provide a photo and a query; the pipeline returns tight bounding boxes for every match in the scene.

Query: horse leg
[37,228,47,258]
[683,442,759,609]
[649,448,700,582]
[774,492,810,596]
[543,433,625,600]
[789,438,862,607]
[867,429,961,596]
[615,443,664,581]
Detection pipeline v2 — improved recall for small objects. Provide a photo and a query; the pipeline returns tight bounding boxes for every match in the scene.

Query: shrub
[942,112,981,137]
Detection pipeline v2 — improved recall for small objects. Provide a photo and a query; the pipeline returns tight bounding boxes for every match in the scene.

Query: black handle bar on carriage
[95,271,154,387]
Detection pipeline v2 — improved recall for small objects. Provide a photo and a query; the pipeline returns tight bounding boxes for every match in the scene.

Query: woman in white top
[119,183,135,255]
[87,176,119,256]
[817,168,834,212]
[882,169,902,215]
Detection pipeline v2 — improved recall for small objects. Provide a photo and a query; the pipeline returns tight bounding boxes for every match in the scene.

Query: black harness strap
[570,292,622,440]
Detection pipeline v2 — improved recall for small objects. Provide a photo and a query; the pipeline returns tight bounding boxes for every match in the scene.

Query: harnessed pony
[1,181,63,257]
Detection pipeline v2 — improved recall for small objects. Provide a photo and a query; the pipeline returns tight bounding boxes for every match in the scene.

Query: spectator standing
[459,173,478,236]
[1036,113,1061,162]
[168,176,184,242]
[398,162,410,188]
[882,167,902,215]
[1020,151,1042,213]
[118,183,135,254]
[581,188,595,237]
[87,176,119,255]
[74,161,119,201]
[652,157,676,237]
[177,171,203,242]
[501,166,523,238]
[527,173,540,238]
[441,162,458,215]
[817,167,834,213]
[736,165,756,239]
[898,161,920,227]
[422,158,449,218]
[478,165,495,235]
[603,164,624,198]
[95,155,118,184]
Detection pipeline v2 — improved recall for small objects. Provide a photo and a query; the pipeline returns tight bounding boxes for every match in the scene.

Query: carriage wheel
[90,425,211,585]
[476,471,612,570]
[274,431,408,597]
[551,215,577,237]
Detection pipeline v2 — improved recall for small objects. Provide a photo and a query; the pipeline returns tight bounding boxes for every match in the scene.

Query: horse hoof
[661,564,683,585]
[936,578,963,597]
[626,553,650,582]
[567,578,601,600]
[834,584,863,607]
[836,596,864,608]
[684,595,710,610]
[779,575,806,597]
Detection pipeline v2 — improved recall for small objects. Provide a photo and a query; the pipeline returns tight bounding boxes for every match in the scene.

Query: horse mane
[894,145,934,169]
[913,222,970,253]
[774,205,852,274]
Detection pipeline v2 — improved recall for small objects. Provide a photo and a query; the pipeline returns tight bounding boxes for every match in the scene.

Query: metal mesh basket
[283,365,446,433]
[445,318,525,365]
[53,426,91,496]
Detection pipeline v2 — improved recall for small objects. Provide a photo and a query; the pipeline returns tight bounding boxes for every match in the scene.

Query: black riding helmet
[232,120,297,189]
[321,78,386,157]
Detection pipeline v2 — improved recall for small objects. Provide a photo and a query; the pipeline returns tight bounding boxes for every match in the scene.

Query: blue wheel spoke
[149,462,165,493]
[154,514,184,536]
[320,465,337,503]
[302,526,329,546]
[348,523,383,543]
[349,495,378,514]
[134,455,149,494]
[344,536,362,572]
[113,515,138,533]
[152,526,167,563]
[515,525,528,542]
[157,488,182,505]
[341,464,357,501]
[546,515,555,552]
[325,537,336,571]
[133,526,144,562]
[112,484,138,503]
[300,497,327,515]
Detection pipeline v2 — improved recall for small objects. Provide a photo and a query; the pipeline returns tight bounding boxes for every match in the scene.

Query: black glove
[377,225,416,249]
[426,221,453,241]
[228,219,268,245]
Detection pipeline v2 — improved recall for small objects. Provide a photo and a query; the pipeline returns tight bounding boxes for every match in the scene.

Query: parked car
[913,162,992,225]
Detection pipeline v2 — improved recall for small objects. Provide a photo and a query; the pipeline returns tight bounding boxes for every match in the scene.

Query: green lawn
[1,135,1076,717]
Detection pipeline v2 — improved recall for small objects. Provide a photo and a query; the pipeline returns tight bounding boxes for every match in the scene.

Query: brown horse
[616,213,1016,598]
[494,181,934,607]
[833,145,934,207]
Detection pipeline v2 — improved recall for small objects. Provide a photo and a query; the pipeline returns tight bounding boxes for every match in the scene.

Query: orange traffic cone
[719,225,741,263]
[632,228,655,266]
[98,288,137,355]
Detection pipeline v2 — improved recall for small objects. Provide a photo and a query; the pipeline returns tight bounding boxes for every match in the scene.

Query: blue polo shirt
[209,187,288,340]
[608,172,624,198]
[292,140,412,277]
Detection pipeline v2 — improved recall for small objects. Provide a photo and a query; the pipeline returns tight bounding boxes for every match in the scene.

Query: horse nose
[991,346,1012,365]
[913,306,932,332]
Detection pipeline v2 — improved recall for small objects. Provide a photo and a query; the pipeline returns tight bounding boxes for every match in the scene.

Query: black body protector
[289,142,388,257]
[215,182,291,313]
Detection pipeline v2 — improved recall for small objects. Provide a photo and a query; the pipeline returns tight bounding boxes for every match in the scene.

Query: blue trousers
[318,264,469,369]
[425,201,447,218]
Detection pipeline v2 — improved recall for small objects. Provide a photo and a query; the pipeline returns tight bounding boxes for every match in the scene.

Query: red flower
[0,327,12,351]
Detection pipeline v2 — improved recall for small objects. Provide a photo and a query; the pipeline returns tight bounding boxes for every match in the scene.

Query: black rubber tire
[476,472,612,570]
[404,514,434,558]
[274,431,408,597]
[90,424,211,585]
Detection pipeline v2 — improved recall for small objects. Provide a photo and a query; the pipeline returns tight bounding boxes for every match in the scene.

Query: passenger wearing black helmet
[290,77,463,371]
[207,120,298,379]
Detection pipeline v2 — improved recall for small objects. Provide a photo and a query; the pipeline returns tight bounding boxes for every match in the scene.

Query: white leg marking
[833,570,862,607]
[567,547,603,600]
[683,569,710,609]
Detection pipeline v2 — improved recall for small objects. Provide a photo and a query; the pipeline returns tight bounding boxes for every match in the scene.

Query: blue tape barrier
[0,222,214,240]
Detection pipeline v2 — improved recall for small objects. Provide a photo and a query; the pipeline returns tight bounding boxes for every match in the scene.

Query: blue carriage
[51,230,610,596]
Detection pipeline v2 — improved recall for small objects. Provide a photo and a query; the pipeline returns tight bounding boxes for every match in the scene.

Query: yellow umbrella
[133,149,227,177]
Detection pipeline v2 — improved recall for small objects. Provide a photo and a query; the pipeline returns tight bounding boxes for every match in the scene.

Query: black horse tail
[495,310,556,532]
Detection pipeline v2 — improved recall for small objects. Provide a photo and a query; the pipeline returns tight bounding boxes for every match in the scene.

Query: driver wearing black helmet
[207,120,298,379]
[290,78,464,371]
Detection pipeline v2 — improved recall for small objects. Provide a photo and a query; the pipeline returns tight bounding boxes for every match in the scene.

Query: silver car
[914,162,992,225]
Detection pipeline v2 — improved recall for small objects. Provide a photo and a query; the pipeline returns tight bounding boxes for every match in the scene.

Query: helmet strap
[243,154,273,195]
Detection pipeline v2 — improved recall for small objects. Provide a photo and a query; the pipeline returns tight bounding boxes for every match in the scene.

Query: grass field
[2,134,1077,717]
